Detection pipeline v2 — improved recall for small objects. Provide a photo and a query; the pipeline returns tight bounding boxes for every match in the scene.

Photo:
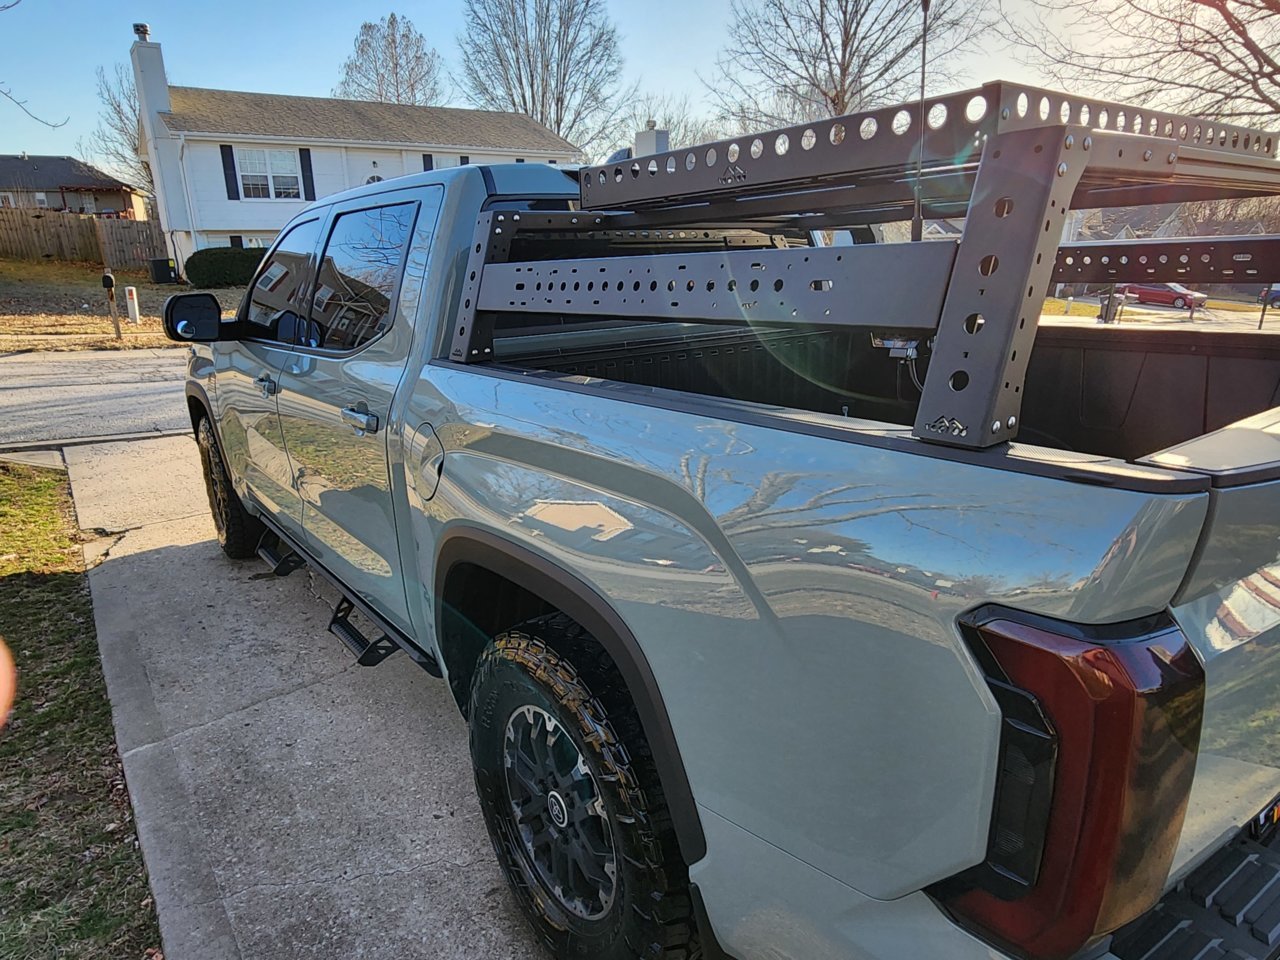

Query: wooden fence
[0,208,166,269]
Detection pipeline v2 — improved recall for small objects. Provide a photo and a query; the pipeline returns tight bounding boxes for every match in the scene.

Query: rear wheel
[468,615,699,960]
[1174,296,1187,308]
[195,416,263,559]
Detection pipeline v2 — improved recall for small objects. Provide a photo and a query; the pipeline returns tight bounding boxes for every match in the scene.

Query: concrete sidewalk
[67,436,542,960]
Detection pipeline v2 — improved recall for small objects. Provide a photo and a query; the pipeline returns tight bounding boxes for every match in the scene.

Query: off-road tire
[195,416,263,559]
[468,614,700,960]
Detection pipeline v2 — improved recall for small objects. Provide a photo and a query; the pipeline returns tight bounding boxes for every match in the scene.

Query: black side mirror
[163,293,223,342]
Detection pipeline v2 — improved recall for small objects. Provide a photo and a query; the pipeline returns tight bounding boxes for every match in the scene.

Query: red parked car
[1114,281,1208,309]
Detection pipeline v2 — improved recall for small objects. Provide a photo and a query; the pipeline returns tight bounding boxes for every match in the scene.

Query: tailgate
[1149,410,1280,884]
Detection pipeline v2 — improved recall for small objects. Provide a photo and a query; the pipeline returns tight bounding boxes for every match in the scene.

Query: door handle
[254,373,277,398]
[341,406,379,436]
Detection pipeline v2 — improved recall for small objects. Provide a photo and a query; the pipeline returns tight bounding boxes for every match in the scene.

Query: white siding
[345,147,403,186]
[184,140,311,232]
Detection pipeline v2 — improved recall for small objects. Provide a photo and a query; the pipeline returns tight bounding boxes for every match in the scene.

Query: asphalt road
[0,348,189,445]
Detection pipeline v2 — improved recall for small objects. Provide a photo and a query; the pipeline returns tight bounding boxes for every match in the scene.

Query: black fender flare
[434,525,707,865]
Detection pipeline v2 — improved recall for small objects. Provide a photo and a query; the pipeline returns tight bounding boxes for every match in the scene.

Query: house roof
[0,155,136,192]
[162,86,579,155]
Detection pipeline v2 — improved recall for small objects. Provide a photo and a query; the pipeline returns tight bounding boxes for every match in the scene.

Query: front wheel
[1173,297,1187,308]
[468,616,699,960]
[195,417,263,559]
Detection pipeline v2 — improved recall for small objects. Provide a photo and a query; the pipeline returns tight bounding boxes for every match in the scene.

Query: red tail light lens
[934,607,1205,960]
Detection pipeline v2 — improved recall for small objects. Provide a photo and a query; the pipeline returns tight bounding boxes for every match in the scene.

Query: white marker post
[125,286,140,324]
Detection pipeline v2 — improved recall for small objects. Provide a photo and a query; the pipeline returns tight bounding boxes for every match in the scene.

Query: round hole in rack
[727,143,740,162]
[966,95,988,123]
[949,371,970,392]
[630,162,641,178]
[707,280,715,291]
[775,133,790,155]
[1016,92,1029,117]
[685,152,696,171]
[727,279,737,291]
[687,279,696,292]
[801,128,817,150]
[994,196,1014,218]
[1098,108,1110,127]
[751,138,764,159]
[647,159,658,176]
[979,254,1000,276]
[1178,122,1188,140]
[667,280,676,292]
[666,156,677,174]
[1059,101,1071,123]
[773,278,784,292]
[859,118,877,140]
[964,313,985,334]
[1079,103,1091,126]
[928,103,947,129]
[706,146,717,166]
[1039,96,1051,120]
[598,170,607,185]
[614,167,623,182]
[892,109,911,134]
[831,122,847,145]
[1132,113,1143,133]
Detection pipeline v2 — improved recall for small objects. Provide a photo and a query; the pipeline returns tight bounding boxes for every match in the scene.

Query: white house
[129,25,579,268]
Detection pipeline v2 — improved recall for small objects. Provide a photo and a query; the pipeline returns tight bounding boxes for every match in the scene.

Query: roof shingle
[0,155,135,191]
[162,86,578,155]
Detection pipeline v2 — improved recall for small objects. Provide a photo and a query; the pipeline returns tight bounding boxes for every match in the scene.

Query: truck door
[212,217,322,537]
[273,192,438,631]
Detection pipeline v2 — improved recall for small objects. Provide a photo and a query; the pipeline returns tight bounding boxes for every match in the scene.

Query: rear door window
[307,203,416,352]
[241,217,321,342]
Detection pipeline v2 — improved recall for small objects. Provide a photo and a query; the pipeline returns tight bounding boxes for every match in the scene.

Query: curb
[0,428,191,454]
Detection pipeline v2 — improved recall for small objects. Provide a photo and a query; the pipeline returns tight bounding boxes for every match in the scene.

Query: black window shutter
[220,145,239,200]
[229,235,244,248]
[298,148,315,201]
[460,155,469,165]
[422,153,434,171]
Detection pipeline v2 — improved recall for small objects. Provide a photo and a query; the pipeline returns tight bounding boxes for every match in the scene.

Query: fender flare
[434,525,707,865]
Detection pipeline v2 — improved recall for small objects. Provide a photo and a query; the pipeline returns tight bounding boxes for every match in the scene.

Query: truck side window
[308,202,415,352]
[242,217,321,341]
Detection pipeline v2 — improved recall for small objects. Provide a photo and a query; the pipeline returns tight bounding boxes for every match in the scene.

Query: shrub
[185,247,265,288]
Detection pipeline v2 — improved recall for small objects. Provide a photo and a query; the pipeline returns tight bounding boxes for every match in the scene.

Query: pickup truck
[164,82,1280,960]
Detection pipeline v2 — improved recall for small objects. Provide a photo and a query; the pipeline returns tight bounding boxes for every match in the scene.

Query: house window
[0,192,12,207]
[459,155,470,165]
[34,192,48,208]
[237,148,302,200]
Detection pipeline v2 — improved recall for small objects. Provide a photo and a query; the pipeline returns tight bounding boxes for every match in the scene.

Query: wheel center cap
[547,790,568,828]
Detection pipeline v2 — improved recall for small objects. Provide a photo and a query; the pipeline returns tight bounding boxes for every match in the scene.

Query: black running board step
[1111,830,1280,960]
[328,597,398,666]
[256,531,306,577]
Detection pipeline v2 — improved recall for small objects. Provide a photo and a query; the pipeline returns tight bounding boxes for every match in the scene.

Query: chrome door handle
[254,374,277,398]
[341,406,379,436]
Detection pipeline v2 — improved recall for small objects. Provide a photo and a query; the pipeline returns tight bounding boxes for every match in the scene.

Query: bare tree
[709,0,991,129]
[1003,0,1280,121]
[79,64,151,191]
[457,0,630,157]
[604,93,728,159]
[0,0,67,128]
[335,12,445,106]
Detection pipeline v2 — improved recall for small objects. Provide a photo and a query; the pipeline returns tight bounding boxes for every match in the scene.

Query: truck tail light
[932,607,1205,960]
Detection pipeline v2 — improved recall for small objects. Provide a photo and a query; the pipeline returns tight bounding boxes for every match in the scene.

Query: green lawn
[0,463,162,959]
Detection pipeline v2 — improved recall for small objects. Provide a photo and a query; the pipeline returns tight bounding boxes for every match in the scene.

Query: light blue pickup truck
[165,82,1280,960]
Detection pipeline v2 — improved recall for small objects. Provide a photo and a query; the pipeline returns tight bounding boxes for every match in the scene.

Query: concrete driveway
[0,349,188,445]
[68,435,542,960]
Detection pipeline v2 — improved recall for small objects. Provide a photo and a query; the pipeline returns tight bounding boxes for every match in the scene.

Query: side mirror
[163,293,223,342]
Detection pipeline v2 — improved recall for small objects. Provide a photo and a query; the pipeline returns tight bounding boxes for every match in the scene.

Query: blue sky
[2,0,1035,159]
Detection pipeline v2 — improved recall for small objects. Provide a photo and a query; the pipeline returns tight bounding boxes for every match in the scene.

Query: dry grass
[1042,296,1098,318]
[0,462,162,958]
[0,258,244,353]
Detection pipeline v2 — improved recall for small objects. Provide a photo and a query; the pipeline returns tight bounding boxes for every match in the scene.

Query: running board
[328,597,398,666]
[256,531,306,576]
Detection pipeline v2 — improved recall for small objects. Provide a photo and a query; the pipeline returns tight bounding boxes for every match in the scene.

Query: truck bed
[496,321,1280,463]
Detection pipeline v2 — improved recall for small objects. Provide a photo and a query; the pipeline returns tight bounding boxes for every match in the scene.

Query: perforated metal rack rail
[454,80,1280,450]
